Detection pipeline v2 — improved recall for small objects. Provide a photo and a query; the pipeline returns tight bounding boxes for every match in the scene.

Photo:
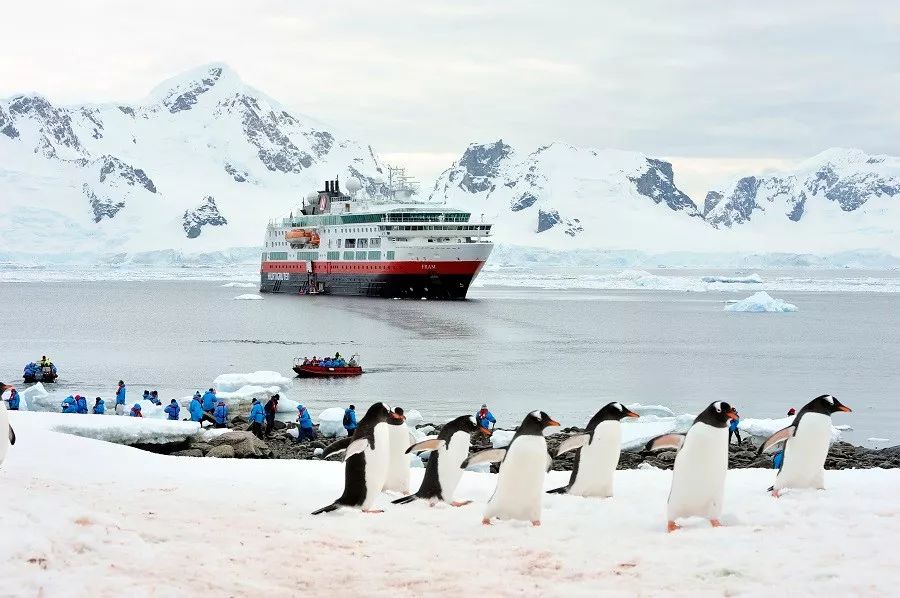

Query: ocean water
[0,278,894,446]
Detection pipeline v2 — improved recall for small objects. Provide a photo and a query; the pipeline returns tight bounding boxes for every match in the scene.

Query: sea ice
[233,293,263,300]
[318,407,349,438]
[701,274,763,284]
[214,371,291,393]
[14,411,201,444]
[220,282,256,288]
[724,291,798,313]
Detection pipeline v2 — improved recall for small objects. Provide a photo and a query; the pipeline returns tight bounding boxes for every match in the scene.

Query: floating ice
[490,429,515,448]
[25,411,202,444]
[724,291,798,313]
[233,294,263,300]
[214,371,291,393]
[318,407,349,438]
[220,282,256,288]
[701,274,763,284]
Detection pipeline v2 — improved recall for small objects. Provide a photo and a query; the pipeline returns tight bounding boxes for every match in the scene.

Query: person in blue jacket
[189,392,204,422]
[296,404,315,442]
[62,395,79,413]
[201,388,217,414]
[150,391,161,406]
[249,398,265,438]
[130,403,143,417]
[164,399,180,421]
[213,400,229,429]
[343,404,357,435]
[773,450,785,470]
[728,412,742,445]
[75,395,88,414]
[115,381,127,415]
[6,388,20,410]
[475,404,496,432]
[93,397,106,415]
[142,390,151,403]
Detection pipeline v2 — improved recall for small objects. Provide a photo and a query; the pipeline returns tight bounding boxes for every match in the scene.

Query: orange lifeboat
[286,229,319,246]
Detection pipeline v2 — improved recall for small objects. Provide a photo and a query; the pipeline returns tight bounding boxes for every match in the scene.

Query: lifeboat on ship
[286,229,320,247]
[293,355,363,378]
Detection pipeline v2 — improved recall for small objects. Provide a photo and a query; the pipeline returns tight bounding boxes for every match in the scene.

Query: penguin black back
[585,402,639,434]
[513,410,560,441]
[412,415,482,500]
[693,401,737,428]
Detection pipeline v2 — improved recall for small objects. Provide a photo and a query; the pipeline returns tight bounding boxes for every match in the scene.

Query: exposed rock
[182,196,227,238]
[83,184,125,223]
[224,162,249,183]
[164,66,224,113]
[629,158,701,216]
[207,444,235,458]
[171,449,204,458]
[96,155,157,193]
[537,209,562,233]
[454,140,513,193]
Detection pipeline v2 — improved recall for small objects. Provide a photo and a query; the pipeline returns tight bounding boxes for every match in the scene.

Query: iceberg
[701,274,763,284]
[490,429,515,449]
[318,407,349,438]
[724,291,798,313]
[233,294,263,300]
[214,371,292,393]
[220,282,256,288]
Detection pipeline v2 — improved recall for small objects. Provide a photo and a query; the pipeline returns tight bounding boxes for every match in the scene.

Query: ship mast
[385,164,419,201]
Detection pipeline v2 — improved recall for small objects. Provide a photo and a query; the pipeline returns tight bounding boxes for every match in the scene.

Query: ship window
[357,238,369,249]
[368,251,381,260]
[343,251,354,260]
[370,238,380,248]
[337,239,342,248]
[345,239,356,248]
[386,251,395,260]
[356,251,366,260]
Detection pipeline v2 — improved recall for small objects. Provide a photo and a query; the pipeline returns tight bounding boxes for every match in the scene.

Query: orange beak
[389,412,403,421]
[547,419,560,427]
[837,405,852,413]
[624,409,640,418]
[726,409,738,421]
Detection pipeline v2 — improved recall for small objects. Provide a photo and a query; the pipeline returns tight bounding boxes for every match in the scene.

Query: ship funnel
[334,176,340,194]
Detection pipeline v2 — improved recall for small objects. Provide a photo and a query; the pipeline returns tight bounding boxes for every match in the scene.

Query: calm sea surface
[0,280,894,445]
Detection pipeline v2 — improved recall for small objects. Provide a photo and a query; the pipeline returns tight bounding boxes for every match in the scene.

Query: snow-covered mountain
[428,141,714,251]
[431,142,900,255]
[0,64,389,257]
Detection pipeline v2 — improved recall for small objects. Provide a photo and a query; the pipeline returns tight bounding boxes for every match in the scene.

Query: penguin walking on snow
[393,414,489,507]
[383,407,416,494]
[548,402,639,497]
[646,401,737,532]
[757,394,851,497]
[462,410,560,526]
[0,384,16,467]
[311,403,401,515]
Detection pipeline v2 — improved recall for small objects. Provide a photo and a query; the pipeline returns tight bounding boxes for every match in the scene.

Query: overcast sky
[2,1,897,197]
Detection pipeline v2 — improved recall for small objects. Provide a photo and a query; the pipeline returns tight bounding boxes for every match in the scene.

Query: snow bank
[12,411,201,444]
[490,429,515,448]
[318,407,348,438]
[214,371,291,393]
[220,282,256,288]
[724,291,798,313]
[702,274,763,284]
[620,414,695,450]
[625,403,675,418]
[233,293,263,300]
[216,385,281,404]
[403,409,423,427]
[739,416,842,441]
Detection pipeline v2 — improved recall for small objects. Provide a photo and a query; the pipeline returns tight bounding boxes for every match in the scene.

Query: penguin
[547,402,639,497]
[462,410,560,526]
[757,394,851,497]
[0,384,16,467]
[392,414,488,507]
[311,402,401,515]
[382,407,416,494]
[646,401,737,532]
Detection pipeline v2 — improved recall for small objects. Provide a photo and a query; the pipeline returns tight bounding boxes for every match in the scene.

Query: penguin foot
[451,500,472,507]
[481,517,492,526]
[428,499,438,508]
[710,519,722,528]
[667,520,680,533]
[531,520,541,527]
[362,509,384,514]
[771,489,781,498]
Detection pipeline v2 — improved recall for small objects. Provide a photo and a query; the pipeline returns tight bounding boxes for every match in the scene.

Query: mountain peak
[149,63,243,113]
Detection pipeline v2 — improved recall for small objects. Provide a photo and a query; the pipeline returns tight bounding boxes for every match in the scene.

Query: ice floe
[724,291,799,313]
[233,293,263,300]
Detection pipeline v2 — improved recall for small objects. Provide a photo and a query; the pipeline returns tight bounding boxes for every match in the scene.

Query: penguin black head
[592,402,640,424]
[362,402,400,423]
[519,410,560,435]
[805,394,852,416]
[695,401,738,428]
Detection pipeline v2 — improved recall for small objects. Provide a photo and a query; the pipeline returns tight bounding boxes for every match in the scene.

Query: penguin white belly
[667,424,727,521]
[0,405,9,467]
[484,435,547,522]
[568,421,621,498]
[774,413,832,491]
[383,423,411,493]
[361,423,391,509]
[437,431,470,501]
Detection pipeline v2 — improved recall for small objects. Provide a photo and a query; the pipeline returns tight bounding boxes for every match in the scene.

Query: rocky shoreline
[141,419,900,470]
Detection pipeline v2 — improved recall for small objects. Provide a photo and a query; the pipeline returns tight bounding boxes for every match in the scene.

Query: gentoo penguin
[462,410,560,526]
[646,401,737,532]
[392,414,488,507]
[758,394,851,497]
[383,407,416,494]
[311,403,401,515]
[0,384,16,467]
[547,402,639,497]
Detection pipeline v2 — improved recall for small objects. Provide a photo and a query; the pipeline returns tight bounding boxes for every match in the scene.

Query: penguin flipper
[321,437,354,459]
[405,439,445,454]
[645,433,685,452]
[343,438,369,461]
[555,434,589,456]
[311,503,341,515]
[758,426,796,456]
[461,448,506,469]
[8,426,15,446]
[391,495,418,505]
[546,486,569,494]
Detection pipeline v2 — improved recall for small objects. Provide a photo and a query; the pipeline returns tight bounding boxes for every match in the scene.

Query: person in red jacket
[787,407,796,416]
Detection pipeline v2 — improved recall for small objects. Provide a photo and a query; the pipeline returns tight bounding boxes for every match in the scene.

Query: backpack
[343,410,352,426]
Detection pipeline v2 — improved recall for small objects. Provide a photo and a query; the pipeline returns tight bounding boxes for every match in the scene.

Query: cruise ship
[260,178,493,299]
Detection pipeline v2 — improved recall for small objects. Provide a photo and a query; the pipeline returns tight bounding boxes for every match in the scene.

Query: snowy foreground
[2,417,897,596]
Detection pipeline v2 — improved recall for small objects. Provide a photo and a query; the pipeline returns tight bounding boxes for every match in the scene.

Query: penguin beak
[479,427,493,436]
[837,404,852,413]
[546,419,560,427]
[389,412,403,421]
[624,409,640,418]
[726,409,738,421]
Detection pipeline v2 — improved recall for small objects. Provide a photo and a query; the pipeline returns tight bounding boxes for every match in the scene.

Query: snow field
[0,414,896,596]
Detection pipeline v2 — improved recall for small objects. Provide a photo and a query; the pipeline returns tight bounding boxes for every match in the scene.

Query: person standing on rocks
[115,380,127,415]
[728,411,742,445]
[249,398,265,438]
[201,388,217,415]
[296,404,315,442]
[93,397,105,415]
[213,399,229,429]
[343,404,357,436]
[264,394,280,436]
[188,392,203,422]
[475,404,496,433]
[164,399,180,421]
